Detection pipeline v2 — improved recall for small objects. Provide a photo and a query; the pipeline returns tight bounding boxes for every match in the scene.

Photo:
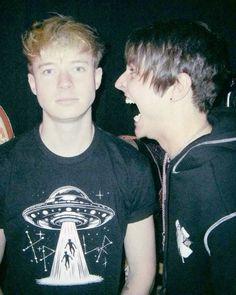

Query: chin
[134,128,146,139]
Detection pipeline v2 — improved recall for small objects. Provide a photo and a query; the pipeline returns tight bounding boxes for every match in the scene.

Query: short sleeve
[0,145,12,228]
[126,156,158,223]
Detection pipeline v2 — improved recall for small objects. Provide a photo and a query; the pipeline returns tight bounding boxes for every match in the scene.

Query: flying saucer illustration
[22,186,115,286]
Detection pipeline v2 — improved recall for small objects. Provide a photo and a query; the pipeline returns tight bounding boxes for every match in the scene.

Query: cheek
[128,83,141,99]
[129,80,149,97]
[35,86,52,105]
[138,96,158,117]
[76,77,96,92]
[34,77,54,94]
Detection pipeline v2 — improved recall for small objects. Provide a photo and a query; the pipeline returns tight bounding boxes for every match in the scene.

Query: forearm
[121,216,156,295]
[0,229,6,295]
[0,229,6,263]
[120,267,155,295]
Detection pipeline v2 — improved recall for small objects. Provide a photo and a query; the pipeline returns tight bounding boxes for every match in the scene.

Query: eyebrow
[70,60,89,65]
[38,60,89,69]
[38,62,55,69]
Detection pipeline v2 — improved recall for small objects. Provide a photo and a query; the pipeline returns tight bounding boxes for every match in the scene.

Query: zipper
[161,153,170,293]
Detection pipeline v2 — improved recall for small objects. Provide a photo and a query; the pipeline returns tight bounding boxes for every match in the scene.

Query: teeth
[125,98,135,104]
[134,114,141,122]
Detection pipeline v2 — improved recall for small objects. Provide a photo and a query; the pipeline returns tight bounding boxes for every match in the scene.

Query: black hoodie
[162,107,236,295]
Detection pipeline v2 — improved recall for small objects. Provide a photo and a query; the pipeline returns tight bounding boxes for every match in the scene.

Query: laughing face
[115,64,172,140]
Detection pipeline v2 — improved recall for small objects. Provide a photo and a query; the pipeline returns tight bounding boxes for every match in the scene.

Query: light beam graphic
[22,186,115,286]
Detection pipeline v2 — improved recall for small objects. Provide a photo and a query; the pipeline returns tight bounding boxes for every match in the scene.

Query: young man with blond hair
[115,20,236,295]
[0,15,156,295]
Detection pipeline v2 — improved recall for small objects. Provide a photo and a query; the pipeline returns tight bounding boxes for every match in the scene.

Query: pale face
[115,64,172,139]
[28,45,102,124]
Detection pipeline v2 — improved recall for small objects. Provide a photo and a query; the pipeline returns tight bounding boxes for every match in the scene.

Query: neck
[39,119,95,157]
[166,120,212,159]
[155,111,212,159]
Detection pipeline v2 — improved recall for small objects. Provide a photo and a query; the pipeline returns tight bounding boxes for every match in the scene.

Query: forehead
[32,43,95,65]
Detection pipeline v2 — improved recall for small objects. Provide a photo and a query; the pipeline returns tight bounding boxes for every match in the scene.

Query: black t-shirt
[0,126,157,295]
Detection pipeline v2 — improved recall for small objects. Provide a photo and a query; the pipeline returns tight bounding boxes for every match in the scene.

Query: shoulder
[172,123,236,173]
[208,107,236,131]
[0,128,36,161]
[96,128,149,165]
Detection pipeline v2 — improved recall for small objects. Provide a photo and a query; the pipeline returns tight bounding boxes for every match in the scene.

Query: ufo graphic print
[22,186,115,286]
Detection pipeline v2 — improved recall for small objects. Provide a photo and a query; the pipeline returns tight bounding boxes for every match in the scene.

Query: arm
[0,229,5,263]
[121,215,156,295]
[0,229,5,295]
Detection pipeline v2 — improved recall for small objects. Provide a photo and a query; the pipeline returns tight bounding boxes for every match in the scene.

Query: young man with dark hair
[115,19,236,295]
[0,15,157,295]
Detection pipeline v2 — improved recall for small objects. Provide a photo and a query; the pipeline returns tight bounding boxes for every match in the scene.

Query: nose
[115,71,127,91]
[58,71,72,89]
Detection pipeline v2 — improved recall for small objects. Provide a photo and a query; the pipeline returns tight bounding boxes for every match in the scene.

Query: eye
[128,65,138,78]
[42,68,54,75]
[73,66,86,73]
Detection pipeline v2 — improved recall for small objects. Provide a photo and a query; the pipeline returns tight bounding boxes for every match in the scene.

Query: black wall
[1,0,236,136]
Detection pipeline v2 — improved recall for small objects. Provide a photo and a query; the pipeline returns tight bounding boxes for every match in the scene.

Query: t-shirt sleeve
[0,148,10,229]
[126,155,158,223]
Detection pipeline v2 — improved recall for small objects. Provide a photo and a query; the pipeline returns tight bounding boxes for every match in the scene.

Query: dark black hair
[125,19,230,112]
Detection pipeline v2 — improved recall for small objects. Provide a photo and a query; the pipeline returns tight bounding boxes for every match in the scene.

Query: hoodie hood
[172,107,236,173]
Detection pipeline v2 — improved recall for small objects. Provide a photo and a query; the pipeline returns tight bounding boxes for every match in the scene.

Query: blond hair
[22,15,104,70]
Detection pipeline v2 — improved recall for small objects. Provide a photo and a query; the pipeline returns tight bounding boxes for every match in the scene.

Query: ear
[28,73,37,95]
[172,73,192,101]
[95,67,103,90]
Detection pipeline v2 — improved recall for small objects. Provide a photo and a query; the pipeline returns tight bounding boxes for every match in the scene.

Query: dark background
[1,0,236,137]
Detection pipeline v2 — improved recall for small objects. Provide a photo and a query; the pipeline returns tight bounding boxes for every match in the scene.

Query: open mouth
[125,98,134,104]
[125,97,141,123]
